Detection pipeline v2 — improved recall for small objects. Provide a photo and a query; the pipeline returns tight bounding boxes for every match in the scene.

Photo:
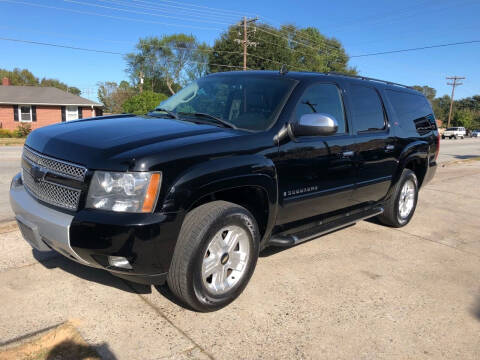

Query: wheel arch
[162,155,278,245]
[387,141,429,198]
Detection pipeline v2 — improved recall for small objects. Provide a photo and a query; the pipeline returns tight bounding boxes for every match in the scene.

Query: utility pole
[446,76,465,128]
[235,16,258,70]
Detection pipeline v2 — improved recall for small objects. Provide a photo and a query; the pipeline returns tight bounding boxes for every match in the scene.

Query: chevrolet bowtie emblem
[30,164,48,183]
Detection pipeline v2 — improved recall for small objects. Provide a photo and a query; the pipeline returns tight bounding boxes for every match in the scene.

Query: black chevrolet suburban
[10,71,439,311]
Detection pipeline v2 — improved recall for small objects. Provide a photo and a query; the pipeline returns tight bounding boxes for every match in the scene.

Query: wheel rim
[201,225,250,295]
[398,179,415,219]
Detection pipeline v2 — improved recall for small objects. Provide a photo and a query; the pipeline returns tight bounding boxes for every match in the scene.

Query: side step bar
[268,207,384,247]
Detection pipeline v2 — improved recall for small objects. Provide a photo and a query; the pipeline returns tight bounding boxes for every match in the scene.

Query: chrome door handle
[385,144,395,151]
[342,150,354,157]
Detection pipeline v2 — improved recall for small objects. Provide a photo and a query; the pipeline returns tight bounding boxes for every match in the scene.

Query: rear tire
[167,201,259,312]
[442,135,445,139]
[377,169,418,228]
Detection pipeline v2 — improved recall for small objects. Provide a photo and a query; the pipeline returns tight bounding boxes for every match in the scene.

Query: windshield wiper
[178,112,236,129]
[151,108,178,119]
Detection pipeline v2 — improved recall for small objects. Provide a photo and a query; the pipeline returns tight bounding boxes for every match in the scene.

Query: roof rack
[326,72,413,90]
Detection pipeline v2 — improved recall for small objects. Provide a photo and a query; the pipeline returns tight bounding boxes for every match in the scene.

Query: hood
[25,114,240,170]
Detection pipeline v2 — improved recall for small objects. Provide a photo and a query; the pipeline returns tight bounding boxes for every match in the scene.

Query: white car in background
[442,127,466,139]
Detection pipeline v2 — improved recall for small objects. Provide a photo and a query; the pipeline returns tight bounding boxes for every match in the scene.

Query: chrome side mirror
[290,113,338,137]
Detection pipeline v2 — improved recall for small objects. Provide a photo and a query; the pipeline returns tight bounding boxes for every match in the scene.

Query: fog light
[108,256,132,269]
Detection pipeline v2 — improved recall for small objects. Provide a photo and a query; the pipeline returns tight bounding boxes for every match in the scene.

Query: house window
[19,105,32,122]
[66,106,78,121]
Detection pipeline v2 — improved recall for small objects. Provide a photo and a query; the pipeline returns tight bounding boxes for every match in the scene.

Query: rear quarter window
[385,89,435,135]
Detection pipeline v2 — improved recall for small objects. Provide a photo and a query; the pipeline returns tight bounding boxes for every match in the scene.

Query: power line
[0,36,247,69]
[98,0,244,21]
[446,76,465,128]
[350,40,480,57]
[0,36,125,55]
[132,0,255,17]
[62,0,233,26]
[0,0,224,31]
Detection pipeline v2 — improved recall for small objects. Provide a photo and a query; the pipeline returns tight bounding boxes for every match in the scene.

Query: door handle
[342,150,354,158]
[385,144,395,151]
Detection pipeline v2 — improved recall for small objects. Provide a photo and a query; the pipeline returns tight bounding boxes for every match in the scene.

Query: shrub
[14,123,32,138]
[0,129,15,138]
[122,91,168,115]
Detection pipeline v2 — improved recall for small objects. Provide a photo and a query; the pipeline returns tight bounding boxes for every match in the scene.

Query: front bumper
[9,173,182,284]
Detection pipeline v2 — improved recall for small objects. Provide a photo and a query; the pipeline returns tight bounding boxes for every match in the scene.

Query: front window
[19,105,32,122]
[156,75,296,131]
[66,106,78,121]
[295,83,347,134]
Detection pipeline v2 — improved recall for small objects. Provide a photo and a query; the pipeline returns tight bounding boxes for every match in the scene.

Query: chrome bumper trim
[9,174,89,265]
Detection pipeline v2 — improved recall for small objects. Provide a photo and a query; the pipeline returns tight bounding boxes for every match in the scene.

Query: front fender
[161,155,277,215]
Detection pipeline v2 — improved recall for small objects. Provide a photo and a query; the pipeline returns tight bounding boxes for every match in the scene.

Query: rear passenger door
[346,83,397,204]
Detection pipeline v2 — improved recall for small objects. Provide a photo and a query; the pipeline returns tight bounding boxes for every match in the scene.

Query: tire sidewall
[394,171,418,226]
[189,207,259,311]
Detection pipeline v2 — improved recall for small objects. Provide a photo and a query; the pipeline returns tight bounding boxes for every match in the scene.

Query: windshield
[446,127,458,131]
[157,75,295,131]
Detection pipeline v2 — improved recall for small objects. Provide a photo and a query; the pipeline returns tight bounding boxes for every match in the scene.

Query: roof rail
[326,72,413,90]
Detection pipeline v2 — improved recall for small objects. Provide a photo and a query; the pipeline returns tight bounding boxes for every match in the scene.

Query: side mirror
[290,113,338,138]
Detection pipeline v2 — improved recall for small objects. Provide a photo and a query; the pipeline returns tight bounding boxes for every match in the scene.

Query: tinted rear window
[386,90,434,134]
[349,84,386,132]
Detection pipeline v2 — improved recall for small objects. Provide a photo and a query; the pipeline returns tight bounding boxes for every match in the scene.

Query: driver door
[274,82,357,225]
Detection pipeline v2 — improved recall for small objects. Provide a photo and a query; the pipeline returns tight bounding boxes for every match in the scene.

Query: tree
[126,34,209,95]
[0,68,37,85]
[208,22,356,74]
[0,68,81,95]
[122,91,168,115]
[97,81,136,113]
[40,78,81,95]
[452,109,474,128]
[412,85,436,102]
[431,95,451,122]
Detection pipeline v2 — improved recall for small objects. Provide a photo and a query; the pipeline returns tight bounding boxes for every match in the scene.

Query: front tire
[377,169,418,228]
[167,201,259,312]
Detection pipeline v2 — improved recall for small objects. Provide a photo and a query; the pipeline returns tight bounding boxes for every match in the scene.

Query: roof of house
[0,85,101,106]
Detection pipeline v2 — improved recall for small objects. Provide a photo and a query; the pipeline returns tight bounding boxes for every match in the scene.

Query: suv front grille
[21,146,87,211]
[23,146,87,181]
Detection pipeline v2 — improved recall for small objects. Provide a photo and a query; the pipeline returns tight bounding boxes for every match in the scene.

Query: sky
[0,0,479,102]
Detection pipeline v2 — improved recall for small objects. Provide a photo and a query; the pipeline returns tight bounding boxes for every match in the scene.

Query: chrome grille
[21,146,86,211]
[22,171,81,210]
[23,146,87,181]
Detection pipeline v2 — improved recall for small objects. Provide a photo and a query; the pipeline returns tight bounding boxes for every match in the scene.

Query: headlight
[86,171,161,213]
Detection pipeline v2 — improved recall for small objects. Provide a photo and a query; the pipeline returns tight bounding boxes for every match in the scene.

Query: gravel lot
[0,141,479,358]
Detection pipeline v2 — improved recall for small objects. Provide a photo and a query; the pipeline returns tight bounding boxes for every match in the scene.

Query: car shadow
[471,292,480,321]
[45,341,118,360]
[453,154,480,160]
[33,250,151,295]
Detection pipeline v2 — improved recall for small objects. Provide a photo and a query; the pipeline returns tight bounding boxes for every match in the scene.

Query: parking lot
[1,141,479,359]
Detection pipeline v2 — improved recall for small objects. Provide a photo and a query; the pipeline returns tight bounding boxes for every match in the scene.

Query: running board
[268,207,384,247]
